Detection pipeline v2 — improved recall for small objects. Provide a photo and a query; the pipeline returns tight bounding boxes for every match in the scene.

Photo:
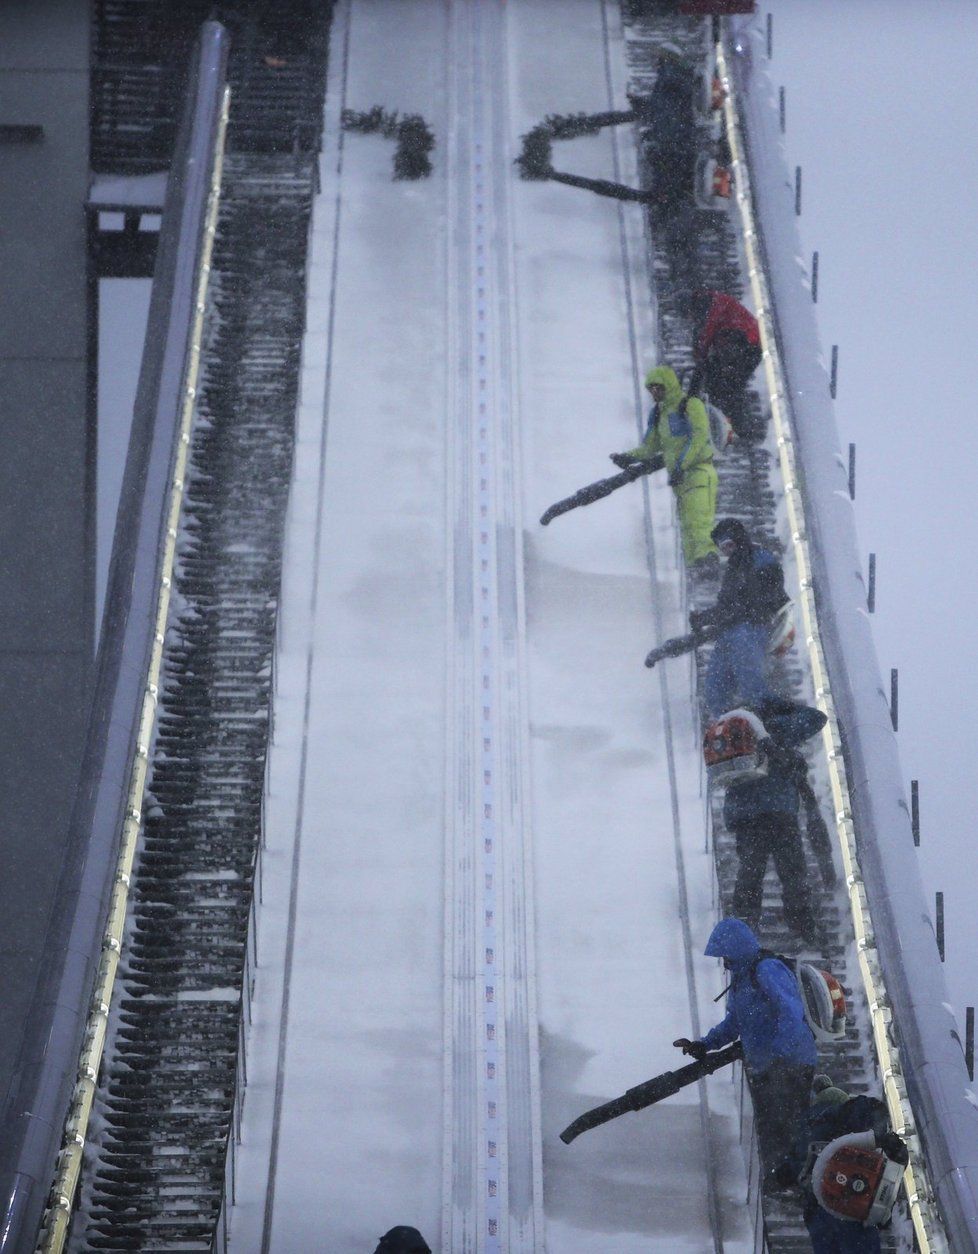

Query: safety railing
[0,24,230,1253]
[717,27,975,1252]
[704,784,774,1252]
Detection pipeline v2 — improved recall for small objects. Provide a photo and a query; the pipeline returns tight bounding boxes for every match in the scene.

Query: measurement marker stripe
[473,14,502,1246]
[444,3,542,1250]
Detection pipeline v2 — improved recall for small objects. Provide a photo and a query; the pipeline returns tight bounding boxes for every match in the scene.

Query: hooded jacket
[700,520,788,630]
[626,366,713,479]
[782,1090,892,1220]
[698,918,818,1071]
[694,291,760,363]
[787,1091,890,1177]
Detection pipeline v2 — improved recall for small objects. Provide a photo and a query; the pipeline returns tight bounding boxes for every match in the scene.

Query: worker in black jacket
[691,518,789,716]
[723,699,835,944]
[639,45,697,210]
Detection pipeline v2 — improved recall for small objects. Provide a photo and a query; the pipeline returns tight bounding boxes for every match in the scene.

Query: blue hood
[700,917,817,1070]
[704,918,760,968]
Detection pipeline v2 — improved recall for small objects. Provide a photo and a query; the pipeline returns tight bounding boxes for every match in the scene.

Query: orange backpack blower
[812,1132,905,1226]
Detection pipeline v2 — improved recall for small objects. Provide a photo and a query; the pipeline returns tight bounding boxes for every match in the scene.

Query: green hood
[644,365,684,412]
[812,1087,849,1109]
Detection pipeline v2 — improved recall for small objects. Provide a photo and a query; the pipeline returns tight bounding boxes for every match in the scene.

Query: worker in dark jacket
[637,45,697,211]
[724,699,834,944]
[544,47,697,213]
[673,918,817,1170]
[772,1077,908,1253]
[692,518,789,716]
[685,289,763,438]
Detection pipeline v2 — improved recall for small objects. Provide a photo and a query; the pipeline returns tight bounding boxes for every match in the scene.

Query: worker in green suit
[611,365,719,566]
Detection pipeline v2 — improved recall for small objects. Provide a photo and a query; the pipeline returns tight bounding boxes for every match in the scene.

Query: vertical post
[911,778,920,846]
[779,86,785,133]
[936,891,945,962]
[766,12,773,59]
[890,668,898,731]
[867,552,876,612]
[830,345,839,398]
[966,1007,975,1081]
[794,166,802,215]
[811,250,818,302]
[847,443,855,499]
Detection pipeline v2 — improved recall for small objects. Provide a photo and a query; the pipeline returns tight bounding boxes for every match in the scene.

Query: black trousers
[730,811,817,938]
[704,334,763,436]
[749,1060,816,1171]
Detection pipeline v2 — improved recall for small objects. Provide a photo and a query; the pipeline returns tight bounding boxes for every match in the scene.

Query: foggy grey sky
[771,0,978,1018]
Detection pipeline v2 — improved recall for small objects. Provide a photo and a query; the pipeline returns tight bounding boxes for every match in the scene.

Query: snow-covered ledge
[89,170,169,210]
[722,22,978,1254]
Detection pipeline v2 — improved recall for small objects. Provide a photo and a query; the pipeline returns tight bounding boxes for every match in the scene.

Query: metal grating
[74,9,331,1223]
[92,0,330,173]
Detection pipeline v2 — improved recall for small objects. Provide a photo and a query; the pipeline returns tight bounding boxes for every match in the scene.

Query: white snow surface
[227,2,754,1251]
[89,170,168,207]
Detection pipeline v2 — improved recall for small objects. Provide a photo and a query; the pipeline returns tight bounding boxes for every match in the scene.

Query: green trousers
[675,462,718,564]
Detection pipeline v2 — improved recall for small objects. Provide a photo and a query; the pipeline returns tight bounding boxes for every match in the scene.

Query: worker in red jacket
[685,289,764,439]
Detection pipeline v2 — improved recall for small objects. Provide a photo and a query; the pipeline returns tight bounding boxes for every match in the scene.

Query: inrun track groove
[442,2,544,1251]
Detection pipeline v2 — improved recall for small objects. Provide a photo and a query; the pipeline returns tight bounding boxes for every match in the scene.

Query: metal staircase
[73,3,332,1246]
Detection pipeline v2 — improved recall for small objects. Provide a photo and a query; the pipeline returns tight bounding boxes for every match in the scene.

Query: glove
[771,1160,798,1189]
[672,1037,708,1062]
[667,469,682,488]
[877,1131,909,1166]
[610,452,637,470]
[689,608,708,633]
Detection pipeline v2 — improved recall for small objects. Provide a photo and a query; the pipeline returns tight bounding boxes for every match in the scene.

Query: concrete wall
[0,1,92,1085]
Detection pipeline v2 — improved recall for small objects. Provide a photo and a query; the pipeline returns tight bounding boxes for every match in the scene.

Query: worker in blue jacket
[692,518,790,716]
[724,699,834,945]
[673,918,818,1171]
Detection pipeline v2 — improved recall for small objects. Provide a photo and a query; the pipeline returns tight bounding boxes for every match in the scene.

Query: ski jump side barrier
[719,27,978,1254]
[0,25,230,1253]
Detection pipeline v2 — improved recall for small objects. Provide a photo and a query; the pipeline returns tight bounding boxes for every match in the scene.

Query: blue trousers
[704,622,774,716]
[806,1205,881,1253]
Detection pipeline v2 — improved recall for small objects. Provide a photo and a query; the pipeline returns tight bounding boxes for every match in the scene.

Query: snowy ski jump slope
[226,2,750,1251]
[221,2,974,1253]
